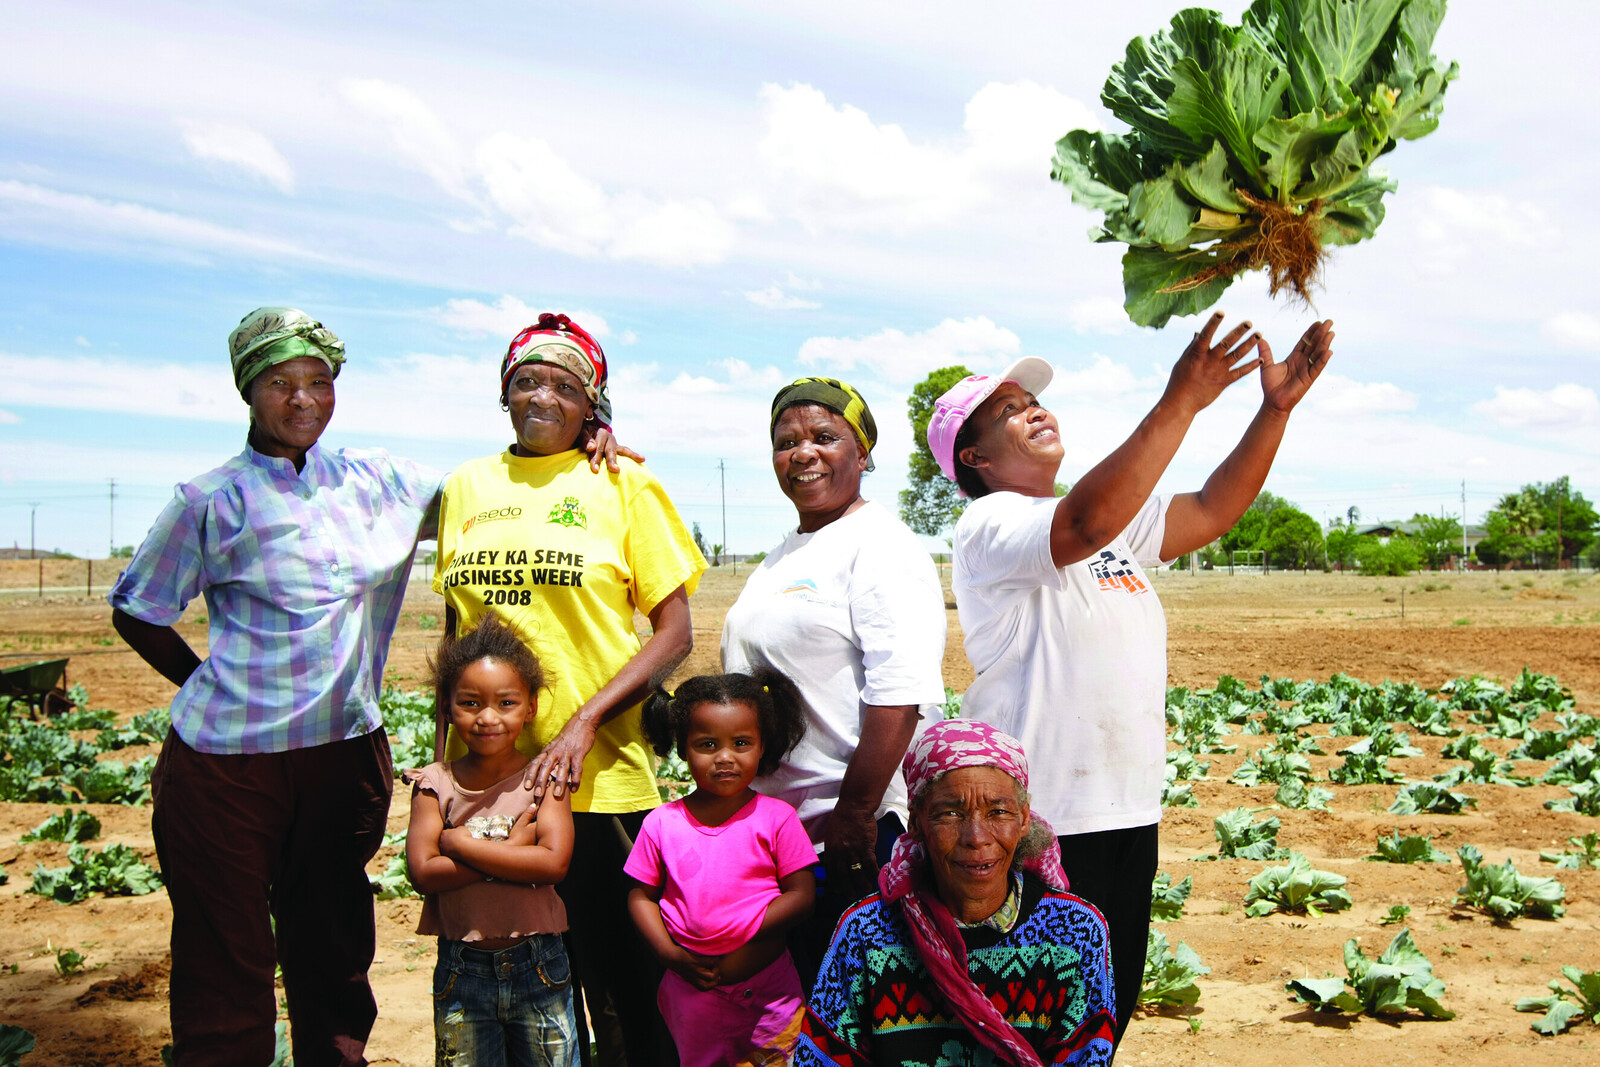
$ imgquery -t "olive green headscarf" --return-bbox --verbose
[769,376,878,472]
[229,307,346,399]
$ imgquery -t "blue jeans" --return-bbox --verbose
[433,936,579,1067]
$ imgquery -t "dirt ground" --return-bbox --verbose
[1,562,1598,1065]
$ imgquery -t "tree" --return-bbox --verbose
[1260,507,1324,570]
[691,522,708,559]
[1410,513,1464,570]
[1527,477,1597,567]
[1325,521,1361,572]
[899,365,974,534]
[1355,531,1420,576]
[711,543,723,567]
[1219,490,1295,558]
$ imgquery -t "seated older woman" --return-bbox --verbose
[797,720,1116,1066]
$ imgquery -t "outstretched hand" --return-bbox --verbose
[585,426,646,473]
[1162,311,1263,418]
[1259,319,1334,415]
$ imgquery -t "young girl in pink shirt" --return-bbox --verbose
[407,611,577,1066]
[626,670,815,1067]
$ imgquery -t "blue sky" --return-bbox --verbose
[2,0,1597,558]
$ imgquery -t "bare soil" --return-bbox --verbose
[1,563,1598,1065]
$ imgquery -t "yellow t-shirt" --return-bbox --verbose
[434,450,706,813]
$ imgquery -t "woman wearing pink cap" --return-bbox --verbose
[925,312,1334,1042]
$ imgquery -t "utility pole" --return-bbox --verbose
[107,478,116,558]
[29,502,38,560]
[717,459,727,568]
[1460,479,1467,570]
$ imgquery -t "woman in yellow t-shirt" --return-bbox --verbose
[434,313,706,1067]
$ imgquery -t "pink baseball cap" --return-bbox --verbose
[926,356,1054,483]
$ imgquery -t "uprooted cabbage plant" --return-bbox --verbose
[1052,0,1457,327]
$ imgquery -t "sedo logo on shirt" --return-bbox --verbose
[461,506,523,535]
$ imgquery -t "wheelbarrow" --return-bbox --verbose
[0,657,72,716]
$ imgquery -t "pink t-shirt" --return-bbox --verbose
[624,793,815,955]
[410,762,568,942]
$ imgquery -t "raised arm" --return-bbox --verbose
[525,584,693,797]
[112,608,202,689]
[1160,320,1334,559]
[1048,312,1262,567]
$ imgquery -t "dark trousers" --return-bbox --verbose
[788,812,904,996]
[557,811,676,1067]
[1056,823,1159,1047]
[151,728,393,1067]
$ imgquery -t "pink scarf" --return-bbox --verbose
[878,720,1070,1067]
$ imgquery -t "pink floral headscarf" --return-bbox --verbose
[878,719,1070,1067]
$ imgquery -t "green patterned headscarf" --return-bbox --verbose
[229,307,346,398]
[770,376,878,471]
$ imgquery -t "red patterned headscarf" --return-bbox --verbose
[499,313,612,427]
[879,719,1070,1067]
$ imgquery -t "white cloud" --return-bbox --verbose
[1306,374,1417,417]
[1471,383,1600,429]
[477,134,737,266]
[74,336,90,347]
[714,358,787,388]
[962,81,1098,176]
[1066,296,1129,335]
[1541,311,1600,352]
[1416,186,1558,249]
[177,119,295,194]
[0,351,240,421]
[0,180,328,265]
[432,296,612,339]
[784,271,821,291]
[758,79,1095,232]
[744,285,821,310]
[1048,354,1160,401]
[0,409,20,424]
[340,78,477,203]
[798,316,1021,383]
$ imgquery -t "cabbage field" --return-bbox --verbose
[0,564,1595,1066]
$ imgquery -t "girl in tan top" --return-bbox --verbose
[407,611,577,1066]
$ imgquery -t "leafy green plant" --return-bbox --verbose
[1378,904,1411,925]
[1244,851,1352,917]
[0,1025,35,1066]
[1388,781,1475,815]
[1543,773,1600,816]
[1165,748,1210,780]
[96,706,171,750]
[1337,728,1421,759]
[20,808,101,844]
[51,944,85,977]
[1329,751,1403,785]
[1539,742,1597,786]
[1051,0,1458,326]
[1151,871,1193,922]
[1433,740,1530,788]
[1367,831,1449,864]
[1454,845,1565,921]
[1274,776,1332,810]
[29,843,163,904]
[1515,966,1600,1036]
[1139,928,1209,1008]
[1230,749,1312,786]
[54,707,117,731]
[380,687,437,776]
[368,854,417,901]
[1287,929,1454,1019]
[69,757,155,804]
[1540,832,1600,871]
[1213,807,1288,860]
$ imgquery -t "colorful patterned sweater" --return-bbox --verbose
[795,876,1116,1066]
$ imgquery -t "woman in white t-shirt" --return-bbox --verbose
[926,313,1334,1043]
[722,376,947,991]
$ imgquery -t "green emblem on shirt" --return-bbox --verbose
[546,496,588,529]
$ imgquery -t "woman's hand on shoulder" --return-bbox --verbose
[584,425,646,474]
[524,714,599,799]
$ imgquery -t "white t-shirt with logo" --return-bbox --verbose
[721,501,948,842]
[953,492,1171,836]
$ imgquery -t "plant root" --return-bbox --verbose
[1159,190,1329,305]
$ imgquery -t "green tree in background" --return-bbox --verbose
[1260,507,1324,570]
[1356,531,1421,576]
[899,365,974,534]
[1219,490,1296,560]
[1325,520,1361,572]
[1410,513,1464,570]
[1477,478,1596,569]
